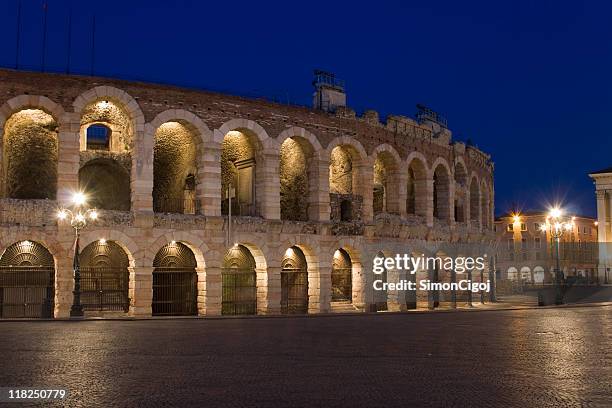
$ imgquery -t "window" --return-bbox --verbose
[534,237,541,249]
[534,222,541,231]
[507,239,514,250]
[86,124,111,150]
[521,238,528,250]
[520,223,527,231]
[506,224,513,232]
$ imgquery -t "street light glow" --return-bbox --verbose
[549,207,562,218]
[89,210,98,220]
[72,192,87,206]
[57,210,67,220]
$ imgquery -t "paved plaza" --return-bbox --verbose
[0,306,610,407]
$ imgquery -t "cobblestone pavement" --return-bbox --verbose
[0,306,610,408]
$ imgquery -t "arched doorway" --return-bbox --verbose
[331,249,352,302]
[152,242,198,316]
[281,246,308,314]
[222,245,257,315]
[79,159,131,211]
[373,252,388,311]
[79,240,129,312]
[0,241,55,318]
[221,131,259,217]
[533,266,545,284]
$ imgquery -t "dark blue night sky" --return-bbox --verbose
[1,0,610,217]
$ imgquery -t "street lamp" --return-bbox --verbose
[540,207,574,305]
[57,192,99,317]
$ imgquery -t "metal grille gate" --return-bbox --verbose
[222,245,257,315]
[79,241,130,312]
[152,267,197,316]
[80,267,129,312]
[152,242,198,316]
[281,246,308,314]
[332,249,352,302]
[0,241,55,318]
[0,266,54,318]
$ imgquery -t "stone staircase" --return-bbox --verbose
[330,301,360,313]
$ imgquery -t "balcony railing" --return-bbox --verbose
[154,197,201,215]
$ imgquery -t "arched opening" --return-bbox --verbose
[433,164,451,221]
[280,137,312,221]
[3,109,58,199]
[152,242,198,316]
[469,178,480,225]
[454,163,467,223]
[373,252,388,311]
[373,152,400,216]
[86,124,111,151]
[329,145,363,222]
[222,244,257,315]
[533,266,545,284]
[0,240,55,318]
[406,158,428,216]
[79,158,131,211]
[153,121,199,214]
[221,130,259,217]
[520,266,531,283]
[281,246,308,314]
[331,248,352,302]
[79,100,132,153]
[79,240,129,313]
[507,267,518,281]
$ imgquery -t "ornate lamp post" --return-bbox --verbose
[540,207,574,305]
[57,192,98,317]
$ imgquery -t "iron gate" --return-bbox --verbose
[0,266,54,318]
[152,267,197,316]
[222,268,257,315]
[332,249,352,302]
[80,267,129,312]
[281,269,308,314]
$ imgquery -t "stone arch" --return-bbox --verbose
[468,174,480,225]
[453,159,468,223]
[431,158,452,222]
[371,144,402,216]
[520,266,531,282]
[406,152,429,217]
[147,232,208,269]
[279,133,315,221]
[78,157,130,211]
[533,266,545,284]
[327,137,369,222]
[78,230,139,268]
[0,95,65,199]
[219,119,276,218]
[507,266,518,280]
[73,86,145,211]
[280,245,309,314]
[330,239,363,307]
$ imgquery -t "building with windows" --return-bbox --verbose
[589,167,612,284]
[0,68,495,318]
[494,211,598,284]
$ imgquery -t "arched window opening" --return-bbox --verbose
[86,124,111,151]
[406,159,427,217]
[222,131,257,217]
[280,137,311,221]
[78,158,130,211]
[340,200,352,221]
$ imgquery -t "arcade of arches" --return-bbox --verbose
[0,69,495,318]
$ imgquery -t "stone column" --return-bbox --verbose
[308,156,331,222]
[256,265,280,315]
[56,112,80,204]
[199,144,222,216]
[425,179,434,227]
[258,150,280,220]
[129,266,152,317]
[132,125,153,213]
[386,265,405,312]
[317,260,332,313]
[397,170,408,217]
[203,265,222,316]
[54,254,74,319]
[357,162,374,223]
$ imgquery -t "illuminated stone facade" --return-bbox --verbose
[0,68,495,318]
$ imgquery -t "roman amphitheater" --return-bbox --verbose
[0,68,495,318]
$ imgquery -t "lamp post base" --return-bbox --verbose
[70,303,84,318]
